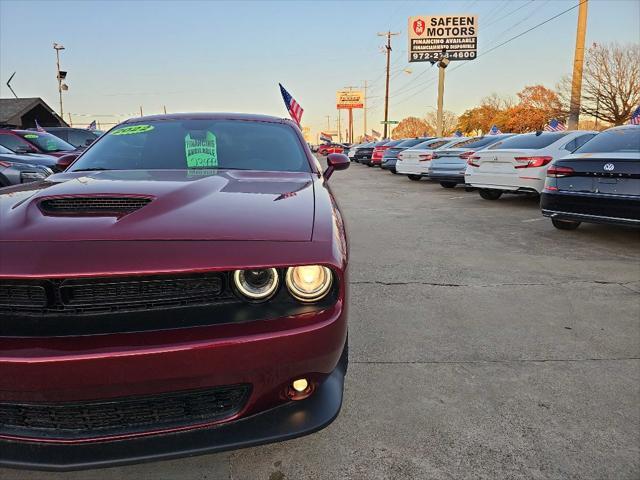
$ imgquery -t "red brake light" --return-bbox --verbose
[0,160,11,168]
[418,153,433,162]
[467,155,481,167]
[514,156,553,169]
[459,151,475,159]
[547,165,575,178]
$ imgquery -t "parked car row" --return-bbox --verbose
[0,127,93,186]
[346,125,640,230]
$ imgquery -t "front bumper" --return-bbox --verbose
[0,358,346,471]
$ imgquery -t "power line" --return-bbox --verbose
[390,0,587,108]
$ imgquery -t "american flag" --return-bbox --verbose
[35,119,46,132]
[87,120,97,131]
[454,130,463,137]
[488,125,502,135]
[544,118,566,132]
[320,132,333,143]
[371,129,381,138]
[630,105,640,125]
[279,83,303,125]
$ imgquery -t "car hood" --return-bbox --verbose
[0,169,316,242]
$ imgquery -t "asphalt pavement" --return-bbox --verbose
[3,161,639,480]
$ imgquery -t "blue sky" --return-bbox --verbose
[1,0,638,139]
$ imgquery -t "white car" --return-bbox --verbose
[396,137,467,181]
[465,130,597,199]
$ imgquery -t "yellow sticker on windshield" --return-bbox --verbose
[185,131,218,168]
[111,125,154,136]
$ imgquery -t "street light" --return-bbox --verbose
[53,43,68,118]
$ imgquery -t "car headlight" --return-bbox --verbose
[286,265,333,302]
[20,171,49,183]
[233,268,279,301]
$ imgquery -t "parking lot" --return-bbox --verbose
[3,161,639,480]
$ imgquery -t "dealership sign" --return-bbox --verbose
[336,90,364,109]
[408,14,478,62]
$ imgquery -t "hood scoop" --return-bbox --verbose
[38,195,153,217]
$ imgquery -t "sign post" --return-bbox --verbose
[337,90,364,144]
[408,14,478,136]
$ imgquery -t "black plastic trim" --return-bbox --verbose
[0,358,346,472]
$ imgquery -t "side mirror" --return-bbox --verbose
[324,153,350,181]
[56,153,77,171]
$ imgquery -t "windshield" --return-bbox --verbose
[396,138,430,148]
[574,128,639,153]
[0,144,14,154]
[70,119,311,173]
[488,132,568,150]
[17,132,75,152]
[452,135,511,149]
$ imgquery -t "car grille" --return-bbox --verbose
[0,385,251,440]
[0,273,230,315]
[39,196,153,216]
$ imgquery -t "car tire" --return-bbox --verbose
[440,182,457,188]
[391,169,397,174]
[551,218,581,230]
[408,175,421,181]
[479,189,503,200]
[366,163,373,167]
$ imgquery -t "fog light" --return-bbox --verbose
[292,378,308,392]
[287,377,314,400]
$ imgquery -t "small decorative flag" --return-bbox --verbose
[320,132,333,143]
[278,83,304,125]
[87,120,97,131]
[454,130,463,137]
[371,129,381,138]
[544,118,567,132]
[35,119,46,132]
[629,105,640,125]
[488,125,502,135]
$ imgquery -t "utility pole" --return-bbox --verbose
[435,56,450,137]
[337,112,342,143]
[140,106,143,117]
[53,43,67,118]
[325,115,331,131]
[378,31,400,138]
[363,80,368,139]
[568,0,588,130]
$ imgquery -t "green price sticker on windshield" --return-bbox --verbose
[24,134,39,139]
[185,131,218,168]
[111,125,154,136]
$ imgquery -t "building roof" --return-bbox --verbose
[0,97,67,128]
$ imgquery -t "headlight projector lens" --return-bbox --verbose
[286,265,333,302]
[233,268,279,301]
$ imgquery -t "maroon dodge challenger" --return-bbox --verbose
[0,113,350,471]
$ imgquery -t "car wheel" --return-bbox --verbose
[478,189,503,200]
[440,182,456,188]
[391,169,397,174]
[408,175,421,181]
[551,218,581,230]
[366,163,373,167]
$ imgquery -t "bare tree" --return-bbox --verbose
[559,43,640,125]
[425,111,459,136]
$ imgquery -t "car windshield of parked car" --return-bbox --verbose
[413,139,450,150]
[0,144,15,154]
[453,136,507,149]
[69,120,311,172]
[573,128,640,154]
[488,132,568,150]
[396,138,428,148]
[17,132,76,152]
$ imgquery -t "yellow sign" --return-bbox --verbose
[336,90,364,109]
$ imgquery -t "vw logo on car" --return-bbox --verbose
[603,163,615,171]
